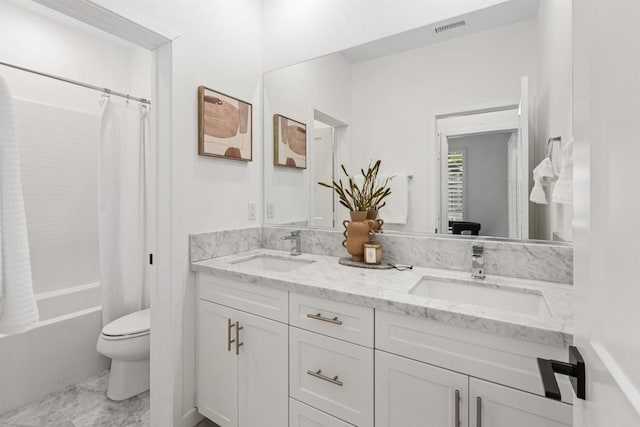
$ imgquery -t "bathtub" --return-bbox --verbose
[0,282,110,415]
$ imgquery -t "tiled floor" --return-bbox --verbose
[0,370,149,427]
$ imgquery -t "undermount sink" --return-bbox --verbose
[228,254,315,273]
[409,276,551,318]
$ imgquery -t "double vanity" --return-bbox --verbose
[191,230,574,427]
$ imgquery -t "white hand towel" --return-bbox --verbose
[529,157,557,205]
[551,138,573,205]
[0,75,39,335]
[380,173,409,224]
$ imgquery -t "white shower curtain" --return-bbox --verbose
[99,99,150,325]
[0,75,39,335]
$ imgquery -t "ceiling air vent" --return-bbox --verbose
[434,19,466,34]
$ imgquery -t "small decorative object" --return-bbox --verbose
[364,243,382,265]
[274,114,306,168]
[320,161,393,261]
[342,212,376,262]
[198,86,252,161]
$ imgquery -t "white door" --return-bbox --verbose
[237,310,288,427]
[376,350,469,427]
[518,75,530,239]
[197,301,238,427]
[470,378,572,427]
[573,0,640,425]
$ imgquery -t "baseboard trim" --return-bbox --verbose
[182,407,204,427]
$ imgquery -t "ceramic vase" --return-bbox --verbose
[342,211,376,262]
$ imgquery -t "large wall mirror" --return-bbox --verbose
[264,0,573,243]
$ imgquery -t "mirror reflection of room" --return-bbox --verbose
[264,0,573,242]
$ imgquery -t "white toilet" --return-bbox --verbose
[96,308,151,401]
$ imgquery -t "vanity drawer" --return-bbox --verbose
[198,272,288,323]
[290,327,374,426]
[290,398,355,427]
[375,310,574,404]
[289,293,374,347]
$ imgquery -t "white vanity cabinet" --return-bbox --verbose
[376,350,572,427]
[375,310,573,427]
[375,350,469,427]
[469,378,572,427]
[197,275,288,427]
[196,270,572,427]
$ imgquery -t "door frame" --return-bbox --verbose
[30,1,181,425]
[435,107,525,238]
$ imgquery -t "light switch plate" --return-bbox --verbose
[248,202,257,220]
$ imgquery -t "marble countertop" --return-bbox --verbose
[191,249,573,346]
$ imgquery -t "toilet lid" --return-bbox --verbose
[102,308,150,337]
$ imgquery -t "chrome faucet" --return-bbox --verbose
[281,230,302,256]
[471,243,486,279]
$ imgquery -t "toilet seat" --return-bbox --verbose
[101,308,150,340]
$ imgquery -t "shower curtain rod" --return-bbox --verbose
[0,60,151,105]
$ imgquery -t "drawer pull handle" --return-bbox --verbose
[307,369,344,387]
[476,396,482,427]
[227,319,235,352]
[306,313,343,325]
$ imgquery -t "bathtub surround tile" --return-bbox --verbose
[190,227,262,262]
[0,370,149,427]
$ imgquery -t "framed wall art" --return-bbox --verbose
[198,86,252,161]
[274,114,307,169]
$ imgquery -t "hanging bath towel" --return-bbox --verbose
[0,75,39,335]
[529,157,557,205]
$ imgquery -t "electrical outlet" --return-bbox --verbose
[267,202,275,219]
[248,202,257,220]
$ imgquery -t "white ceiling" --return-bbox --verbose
[340,0,539,63]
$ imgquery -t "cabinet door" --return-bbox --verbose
[237,310,288,427]
[469,378,572,427]
[376,350,469,427]
[198,301,238,427]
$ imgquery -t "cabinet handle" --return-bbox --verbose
[454,389,460,427]
[227,319,235,352]
[476,396,482,427]
[235,321,243,355]
[306,313,343,325]
[306,369,344,387]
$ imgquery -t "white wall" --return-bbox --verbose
[0,0,150,295]
[85,1,264,424]
[534,0,573,241]
[449,132,511,237]
[261,0,511,71]
[264,53,351,225]
[350,19,537,233]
